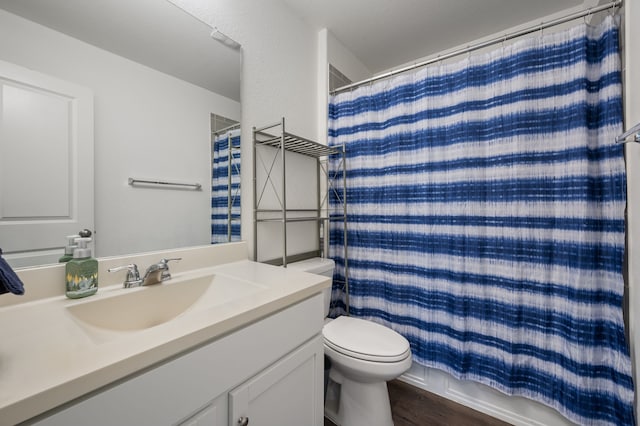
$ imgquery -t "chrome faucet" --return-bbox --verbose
[142,258,181,286]
[107,264,143,288]
[108,258,181,288]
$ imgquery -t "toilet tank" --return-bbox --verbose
[287,257,334,317]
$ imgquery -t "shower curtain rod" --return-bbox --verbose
[331,0,622,95]
[616,121,640,143]
[212,122,241,135]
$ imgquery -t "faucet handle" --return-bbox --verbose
[108,264,143,288]
[159,258,181,280]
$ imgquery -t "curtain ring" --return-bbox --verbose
[585,7,593,24]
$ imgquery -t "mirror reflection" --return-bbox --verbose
[0,0,242,268]
[211,114,241,244]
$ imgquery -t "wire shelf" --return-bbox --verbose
[255,215,345,223]
[254,130,341,158]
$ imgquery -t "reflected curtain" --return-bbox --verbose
[211,130,241,243]
[328,16,633,425]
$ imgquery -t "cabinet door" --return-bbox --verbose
[229,335,324,426]
[178,394,227,426]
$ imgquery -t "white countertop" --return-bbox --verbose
[0,248,329,426]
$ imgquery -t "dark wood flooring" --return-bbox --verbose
[325,380,512,426]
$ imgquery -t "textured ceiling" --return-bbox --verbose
[283,0,588,74]
[0,0,595,98]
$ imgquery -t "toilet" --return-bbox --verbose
[287,258,412,426]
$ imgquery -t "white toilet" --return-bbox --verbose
[288,258,412,426]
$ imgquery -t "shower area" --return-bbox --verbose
[325,2,635,425]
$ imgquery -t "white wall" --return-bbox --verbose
[317,28,371,148]
[0,9,240,258]
[326,30,372,85]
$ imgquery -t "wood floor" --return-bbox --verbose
[324,380,512,426]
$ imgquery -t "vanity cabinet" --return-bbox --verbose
[228,335,321,426]
[28,294,324,426]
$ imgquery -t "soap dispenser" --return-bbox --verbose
[65,237,98,299]
[58,234,79,263]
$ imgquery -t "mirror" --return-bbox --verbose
[0,0,242,268]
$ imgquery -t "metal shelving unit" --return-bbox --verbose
[253,117,349,312]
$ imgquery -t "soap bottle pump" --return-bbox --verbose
[65,237,98,299]
[59,234,80,263]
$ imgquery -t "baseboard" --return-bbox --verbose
[399,363,573,426]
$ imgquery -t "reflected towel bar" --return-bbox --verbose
[128,178,202,190]
[616,122,640,144]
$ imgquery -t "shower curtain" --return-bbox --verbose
[211,130,241,243]
[328,16,633,425]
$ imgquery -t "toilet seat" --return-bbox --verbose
[323,316,411,363]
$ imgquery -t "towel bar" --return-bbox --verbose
[128,178,202,190]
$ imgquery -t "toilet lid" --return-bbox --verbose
[323,316,411,363]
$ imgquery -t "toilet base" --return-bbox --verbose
[329,375,394,426]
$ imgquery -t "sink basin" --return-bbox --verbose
[66,274,264,333]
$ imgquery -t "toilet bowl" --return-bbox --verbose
[287,258,412,426]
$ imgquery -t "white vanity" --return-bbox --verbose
[0,242,329,426]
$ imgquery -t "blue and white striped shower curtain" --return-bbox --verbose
[328,16,633,425]
[211,130,241,243]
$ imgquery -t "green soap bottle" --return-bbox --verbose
[65,237,98,299]
[59,234,79,263]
